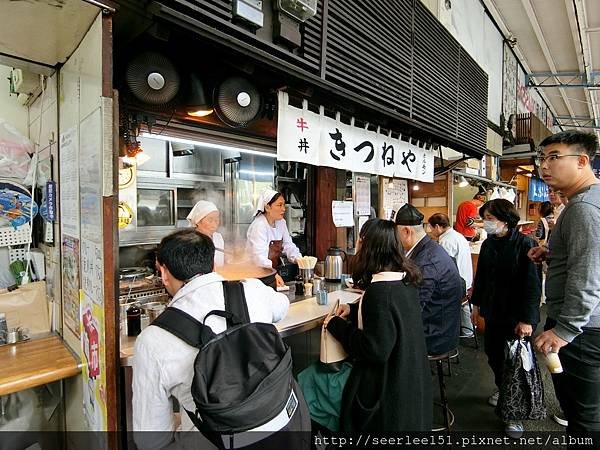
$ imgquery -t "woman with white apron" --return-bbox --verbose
[187,200,225,267]
[246,189,302,287]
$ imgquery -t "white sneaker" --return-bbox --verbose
[552,414,568,427]
[488,390,499,407]
[505,420,524,438]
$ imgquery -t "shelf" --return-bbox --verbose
[277,177,306,183]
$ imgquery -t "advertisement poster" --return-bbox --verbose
[79,108,103,242]
[59,126,80,237]
[80,291,107,431]
[61,236,81,339]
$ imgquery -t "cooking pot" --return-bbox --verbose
[215,265,277,289]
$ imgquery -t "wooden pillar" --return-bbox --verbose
[314,166,337,260]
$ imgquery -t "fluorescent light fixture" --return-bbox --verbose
[141,132,277,158]
[240,169,274,177]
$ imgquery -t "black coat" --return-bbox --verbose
[327,279,432,432]
[410,236,463,355]
[470,228,541,327]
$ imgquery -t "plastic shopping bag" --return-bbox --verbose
[0,119,33,182]
[496,338,546,421]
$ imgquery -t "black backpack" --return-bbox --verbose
[152,281,310,449]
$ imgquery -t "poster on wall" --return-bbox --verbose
[80,290,107,432]
[502,44,518,123]
[382,179,409,220]
[59,126,80,237]
[0,181,38,231]
[354,175,371,216]
[61,236,81,339]
[81,238,103,306]
[277,92,435,182]
[80,108,103,242]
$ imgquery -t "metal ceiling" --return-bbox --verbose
[483,0,600,138]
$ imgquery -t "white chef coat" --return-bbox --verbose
[438,227,473,290]
[245,214,301,269]
[211,231,225,267]
[132,272,289,449]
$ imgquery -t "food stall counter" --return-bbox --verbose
[0,334,82,396]
[120,288,362,366]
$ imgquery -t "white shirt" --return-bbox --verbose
[212,231,225,267]
[245,214,302,269]
[438,227,473,290]
[132,272,289,448]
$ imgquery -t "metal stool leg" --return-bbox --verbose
[437,360,452,432]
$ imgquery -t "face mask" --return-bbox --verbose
[483,220,504,235]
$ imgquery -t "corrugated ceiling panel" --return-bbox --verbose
[411,1,459,136]
[325,0,413,114]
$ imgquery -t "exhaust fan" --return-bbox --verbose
[126,51,180,105]
[214,77,262,127]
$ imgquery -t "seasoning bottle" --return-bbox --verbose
[127,304,142,337]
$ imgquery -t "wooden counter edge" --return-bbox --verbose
[0,335,83,396]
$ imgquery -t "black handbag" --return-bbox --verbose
[496,338,546,421]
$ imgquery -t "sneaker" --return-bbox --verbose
[552,414,568,427]
[505,420,524,438]
[488,390,499,407]
[460,331,475,338]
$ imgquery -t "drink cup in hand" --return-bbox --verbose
[543,352,563,374]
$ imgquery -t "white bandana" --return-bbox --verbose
[255,188,280,215]
[187,200,218,226]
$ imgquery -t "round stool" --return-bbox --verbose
[428,351,456,432]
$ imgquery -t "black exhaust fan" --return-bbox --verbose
[126,51,180,105]
[214,77,262,127]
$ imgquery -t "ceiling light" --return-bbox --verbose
[413,183,419,191]
[388,178,394,189]
[185,74,213,117]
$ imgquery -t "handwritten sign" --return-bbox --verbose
[332,201,354,227]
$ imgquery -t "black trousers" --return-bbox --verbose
[546,320,600,434]
[483,322,518,389]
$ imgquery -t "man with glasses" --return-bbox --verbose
[529,130,600,436]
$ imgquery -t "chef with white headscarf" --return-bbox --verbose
[187,200,225,267]
[246,188,302,287]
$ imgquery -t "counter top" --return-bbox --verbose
[0,335,82,396]
[120,289,362,366]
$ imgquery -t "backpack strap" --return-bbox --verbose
[204,281,251,328]
[151,307,215,348]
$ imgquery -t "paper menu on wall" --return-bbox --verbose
[332,201,354,227]
[382,178,409,220]
[354,175,371,216]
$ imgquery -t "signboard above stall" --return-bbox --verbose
[277,92,435,182]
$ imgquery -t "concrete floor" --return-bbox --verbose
[438,305,564,433]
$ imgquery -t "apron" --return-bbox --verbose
[268,239,283,269]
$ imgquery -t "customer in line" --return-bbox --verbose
[133,229,290,449]
[395,204,463,355]
[470,199,541,436]
[534,201,554,246]
[325,218,432,432]
[428,213,474,338]
[187,200,225,267]
[531,130,600,435]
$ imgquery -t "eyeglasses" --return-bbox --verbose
[534,154,583,165]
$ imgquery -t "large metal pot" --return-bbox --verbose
[215,265,277,289]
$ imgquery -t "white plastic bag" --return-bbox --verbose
[0,119,33,181]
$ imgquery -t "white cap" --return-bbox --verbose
[255,188,280,215]
[187,200,219,226]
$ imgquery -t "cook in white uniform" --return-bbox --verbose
[246,189,302,287]
[187,200,225,267]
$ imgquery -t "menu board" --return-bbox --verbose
[332,201,354,227]
[382,178,409,220]
[354,175,371,216]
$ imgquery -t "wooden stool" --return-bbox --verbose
[429,351,456,432]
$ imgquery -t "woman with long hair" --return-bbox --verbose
[324,218,432,431]
[470,199,541,435]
